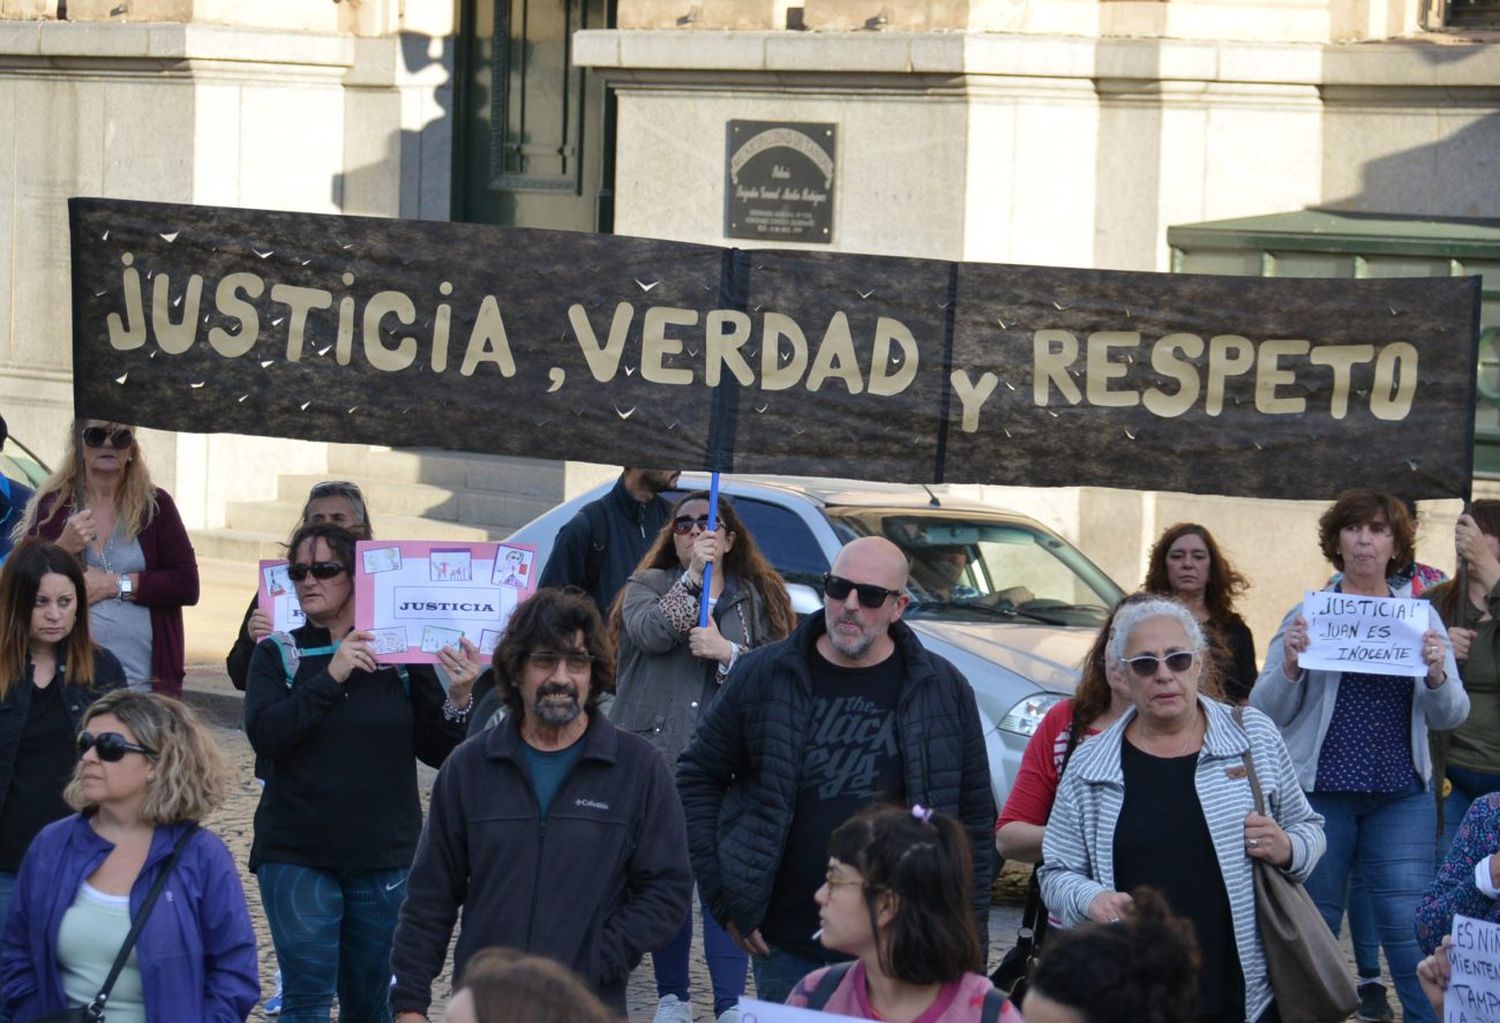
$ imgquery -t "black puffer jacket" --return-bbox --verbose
[676,609,997,948]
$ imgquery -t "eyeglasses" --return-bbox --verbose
[822,573,903,609]
[310,480,364,500]
[81,426,133,450]
[288,561,345,582]
[527,651,594,674]
[824,868,870,892]
[672,515,712,535]
[1124,651,1196,678]
[76,730,156,762]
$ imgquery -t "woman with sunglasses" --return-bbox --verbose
[245,522,477,1023]
[0,541,125,951]
[785,804,1020,1022]
[1250,489,1466,1023]
[1041,598,1324,1023]
[224,480,375,692]
[609,491,794,1023]
[0,689,258,1022]
[17,420,198,697]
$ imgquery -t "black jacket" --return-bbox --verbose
[224,594,259,691]
[243,624,466,871]
[0,644,126,821]
[390,712,691,1017]
[676,610,997,948]
[536,477,672,614]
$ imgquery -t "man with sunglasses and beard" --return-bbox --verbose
[390,587,692,1022]
[676,536,996,1004]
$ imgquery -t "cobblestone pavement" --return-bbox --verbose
[192,695,1024,1022]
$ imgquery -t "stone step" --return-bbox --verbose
[189,528,290,564]
[225,498,516,543]
[326,445,567,497]
[275,474,556,528]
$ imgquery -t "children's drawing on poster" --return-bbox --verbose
[355,541,539,664]
[258,560,305,632]
[490,545,535,589]
[430,548,472,582]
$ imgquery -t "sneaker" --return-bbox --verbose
[653,994,693,1023]
[716,1009,741,1023]
[264,969,284,1016]
[1355,980,1393,1022]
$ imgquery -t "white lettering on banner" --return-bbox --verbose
[1446,914,1500,1023]
[1298,589,1428,678]
[392,586,503,620]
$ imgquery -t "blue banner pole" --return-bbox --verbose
[699,472,721,627]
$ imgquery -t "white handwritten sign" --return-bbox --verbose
[257,560,305,633]
[738,997,866,1023]
[1299,589,1427,678]
[1447,913,1500,1023]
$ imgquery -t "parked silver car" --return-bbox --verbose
[504,474,1124,811]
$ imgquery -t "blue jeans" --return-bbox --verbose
[257,862,407,1023]
[751,945,837,1006]
[1305,784,1437,1023]
[1346,868,1382,979]
[654,892,749,1015]
[1441,764,1500,867]
[0,870,13,1023]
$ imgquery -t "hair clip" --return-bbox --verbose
[911,804,934,824]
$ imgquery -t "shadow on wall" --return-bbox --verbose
[1321,40,1500,218]
[332,31,456,221]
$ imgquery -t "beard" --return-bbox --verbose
[532,683,584,726]
[826,609,879,661]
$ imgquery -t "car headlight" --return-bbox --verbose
[999,693,1064,737]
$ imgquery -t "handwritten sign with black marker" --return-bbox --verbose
[1299,589,1427,677]
[1447,913,1500,1023]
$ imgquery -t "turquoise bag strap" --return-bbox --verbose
[271,633,408,700]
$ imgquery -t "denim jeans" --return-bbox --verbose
[750,945,837,1006]
[257,861,408,1023]
[1441,764,1500,867]
[1346,868,1382,979]
[0,870,13,1023]
[654,891,749,1016]
[1305,783,1437,1023]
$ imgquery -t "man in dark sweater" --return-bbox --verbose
[677,536,997,1004]
[391,588,692,1020]
[537,467,678,614]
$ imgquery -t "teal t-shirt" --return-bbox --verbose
[522,739,585,819]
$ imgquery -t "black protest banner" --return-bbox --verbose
[69,198,1479,501]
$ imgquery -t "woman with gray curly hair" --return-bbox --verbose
[1040,598,1324,1023]
[0,689,258,1021]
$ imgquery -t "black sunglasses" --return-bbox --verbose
[822,573,903,609]
[77,730,156,762]
[81,426,133,450]
[672,514,713,535]
[288,561,345,582]
[1124,652,1196,678]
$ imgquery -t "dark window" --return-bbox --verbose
[731,499,830,583]
[1443,0,1500,24]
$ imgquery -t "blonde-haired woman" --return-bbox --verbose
[0,690,259,1022]
[19,421,199,697]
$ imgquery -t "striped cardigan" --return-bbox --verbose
[1038,699,1326,1023]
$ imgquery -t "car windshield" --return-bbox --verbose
[823,508,1122,628]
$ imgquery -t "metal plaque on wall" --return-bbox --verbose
[725,121,837,244]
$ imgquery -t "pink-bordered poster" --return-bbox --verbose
[257,560,305,633]
[354,540,538,664]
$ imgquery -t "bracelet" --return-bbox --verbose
[441,693,474,722]
[682,575,703,596]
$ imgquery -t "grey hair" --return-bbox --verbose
[1109,597,1206,662]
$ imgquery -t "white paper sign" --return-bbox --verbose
[257,560,305,633]
[1446,913,1500,1022]
[1298,589,1427,678]
[737,997,867,1023]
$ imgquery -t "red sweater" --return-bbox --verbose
[34,488,199,696]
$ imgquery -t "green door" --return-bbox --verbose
[454,0,615,231]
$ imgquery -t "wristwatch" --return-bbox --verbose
[116,574,134,602]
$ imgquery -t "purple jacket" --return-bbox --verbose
[0,815,259,1022]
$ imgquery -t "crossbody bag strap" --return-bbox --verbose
[803,961,855,1010]
[86,825,197,1020]
[1231,706,1267,815]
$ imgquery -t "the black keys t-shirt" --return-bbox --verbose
[759,646,906,959]
[0,681,75,871]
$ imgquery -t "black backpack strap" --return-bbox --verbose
[581,499,609,598]
[803,961,854,1010]
[980,987,1014,1023]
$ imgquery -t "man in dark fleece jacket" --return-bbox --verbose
[391,587,691,1020]
[676,536,997,1004]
